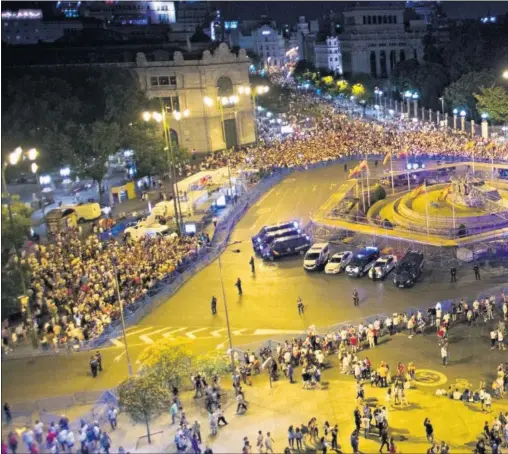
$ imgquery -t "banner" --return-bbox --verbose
[383,152,392,166]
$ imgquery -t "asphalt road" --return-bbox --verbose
[3,162,507,402]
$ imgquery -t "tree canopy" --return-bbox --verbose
[474,86,508,123]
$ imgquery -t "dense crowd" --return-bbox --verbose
[2,229,203,347]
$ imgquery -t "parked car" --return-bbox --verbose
[393,251,424,288]
[261,233,312,261]
[324,251,353,274]
[303,243,330,271]
[368,255,397,280]
[345,247,380,277]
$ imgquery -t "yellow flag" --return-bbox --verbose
[383,152,392,166]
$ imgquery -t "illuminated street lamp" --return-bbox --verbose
[412,93,419,119]
[2,147,40,348]
[404,91,412,116]
[503,70,508,80]
[460,110,466,131]
[452,108,458,130]
[481,112,489,139]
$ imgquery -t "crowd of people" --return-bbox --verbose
[2,229,205,348]
[3,409,121,454]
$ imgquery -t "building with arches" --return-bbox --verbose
[339,4,426,78]
[135,43,256,152]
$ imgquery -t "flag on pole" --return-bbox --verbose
[442,184,452,199]
[348,164,361,178]
[411,183,426,197]
[383,152,392,166]
[465,141,475,150]
[486,141,496,151]
[397,147,409,159]
[358,159,368,171]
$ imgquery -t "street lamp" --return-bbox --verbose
[452,108,458,130]
[481,113,489,139]
[503,70,508,80]
[412,93,419,119]
[404,91,412,116]
[142,107,190,233]
[460,109,466,131]
[438,97,445,114]
[2,147,39,348]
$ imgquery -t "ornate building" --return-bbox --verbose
[134,43,256,152]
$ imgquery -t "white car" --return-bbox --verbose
[303,243,330,271]
[368,255,397,280]
[124,223,171,241]
[324,251,353,274]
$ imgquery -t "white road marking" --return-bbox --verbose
[111,339,124,348]
[312,185,317,192]
[139,335,154,345]
[163,327,188,338]
[329,183,337,189]
[124,327,154,337]
[232,329,247,336]
[253,329,304,336]
[186,327,208,339]
[113,350,126,362]
[216,341,227,349]
[211,328,227,337]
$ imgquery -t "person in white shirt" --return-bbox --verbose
[66,431,75,451]
[34,420,44,444]
[491,330,498,350]
[440,346,448,366]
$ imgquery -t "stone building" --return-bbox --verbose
[339,4,426,78]
[314,37,343,75]
[134,43,256,152]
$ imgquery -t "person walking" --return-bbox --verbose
[350,430,360,454]
[473,264,481,280]
[424,418,434,444]
[288,363,294,384]
[249,257,255,274]
[95,351,103,372]
[211,296,217,315]
[297,297,304,315]
[107,406,118,431]
[331,425,339,451]
[264,433,274,454]
[379,428,390,453]
[353,289,360,307]
[450,267,457,283]
[235,278,243,296]
[440,344,448,366]
[3,403,12,425]
[256,431,264,453]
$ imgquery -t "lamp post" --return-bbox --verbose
[2,147,39,349]
[142,107,190,234]
[30,158,46,219]
[439,97,445,115]
[238,85,269,145]
[503,70,508,80]
[452,108,458,130]
[404,91,412,117]
[481,113,489,139]
[412,93,419,119]
[460,110,466,131]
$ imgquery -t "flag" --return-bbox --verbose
[397,147,409,159]
[358,159,368,170]
[465,141,475,150]
[486,142,496,151]
[348,164,361,178]
[442,185,452,199]
[411,183,426,197]
[383,152,392,166]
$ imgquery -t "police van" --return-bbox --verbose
[261,233,312,261]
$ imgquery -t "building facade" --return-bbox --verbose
[339,5,426,78]
[135,43,256,152]
[251,24,286,69]
[83,1,176,25]
[314,37,343,74]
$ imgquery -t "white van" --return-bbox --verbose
[303,243,330,271]
[124,223,171,241]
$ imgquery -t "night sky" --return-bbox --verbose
[220,1,508,23]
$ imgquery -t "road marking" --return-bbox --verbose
[186,328,208,339]
[253,329,304,336]
[211,328,227,337]
[163,327,188,338]
[312,185,317,192]
[232,329,247,336]
[216,341,227,349]
[111,339,124,348]
[113,350,126,362]
[329,183,337,190]
[414,369,447,387]
[124,327,154,337]
[139,335,154,345]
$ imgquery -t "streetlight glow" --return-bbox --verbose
[142,111,151,122]
[412,93,419,99]
[60,167,71,177]
[221,96,229,106]
[152,112,162,122]
[9,147,23,165]
[453,108,458,115]
[173,111,182,121]
[481,112,489,120]
[230,95,239,104]
[183,108,190,118]
[31,162,38,174]
[503,70,508,79]
[204,96,213,106]
[460,110,466,117]
[27,148,38,161]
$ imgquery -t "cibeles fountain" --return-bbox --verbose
[314,162,508,245]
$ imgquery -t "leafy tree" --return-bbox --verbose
[138,341,192,388]
[194,351,230,377]
[336,79,349,93]
[1,195,32,252]
[321,75,334,86]
[351,83,366,99]
[443,71,496,118]
[474,86,508,123]
[292,60,316,79]
[118,374,171,444]
[422,33,444,65]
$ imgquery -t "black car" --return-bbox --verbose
[253,227,302,253]
[251,220,300,249]
[393,251,424,288]
[261,234,312,261]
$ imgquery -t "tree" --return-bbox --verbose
[138,341,192,388]
[351,83,366,99]
[118,374,171,444]
[336,79,349,94]
[292,60,316,79]
[474,86,508,123]
[1,195,32,252]
[194,351,230,377]
[443,71,496,118]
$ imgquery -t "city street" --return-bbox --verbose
[3,162,506,402]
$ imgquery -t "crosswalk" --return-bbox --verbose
[109,325,303,348]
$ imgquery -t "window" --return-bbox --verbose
[368,16,371,24]
[150,76,159,86]
[161,96,180,112]
[363,16,366,24]
[393,15,397,23]
[170,76,176,85]
[373,16,376,24]
[158,76,169,85]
